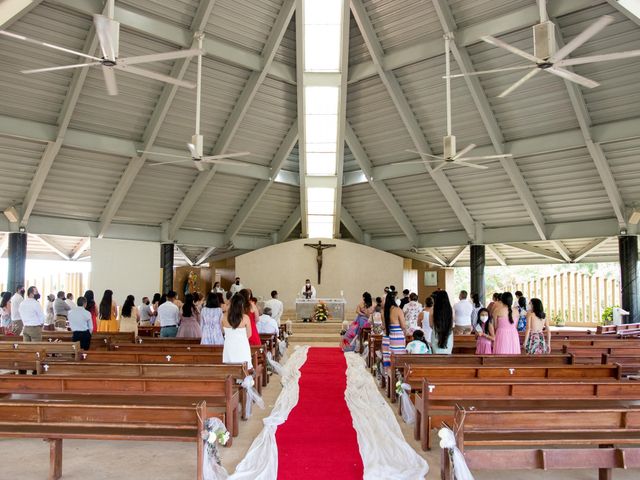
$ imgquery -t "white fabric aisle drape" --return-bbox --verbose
[344,352,429,480]
[227,345,309,480]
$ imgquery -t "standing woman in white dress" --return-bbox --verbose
[222,293,253,369]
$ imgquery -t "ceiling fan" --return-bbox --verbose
[447,0,640,97]
[393,35,512,172]
[137,35,251,172]
[0,0,201,95]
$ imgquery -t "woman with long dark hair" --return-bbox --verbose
[97,289,118,332]
[381,290,407,371]
[119,295,139,335]
[516,295,528,332]
[524,298,550,354]
[493,292,521,354]
[177,293,202,338]
[222,293,252,368]
[341,292,375,352]
[429,290,454,354]
[0,291,12,332]
[201,292,224,345]
[239,288,261,346]
[83,290,98,333]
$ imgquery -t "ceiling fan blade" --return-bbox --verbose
[149,159,194,166]
[200,158,251,166]
[187,143,199,158]
[556,49,640,67]
[22,62,100,74]
[453,143,476,160]
[119,48,204,66]
[102,66,118,95]
[454,161,489,170]
[113,64,196,88]
[0,30,102,61]
[137,150,190,160]
[391,159,443,165]
[93,14,118,60]
[431,162,448,173]
[498,69,540,97]
[482,35,543,63]
[201,151,251,161]
[547,66,599,89]
[445,65,535,78]
[457,154,513,161]
[405,149,442,160]
[549,15,613,63]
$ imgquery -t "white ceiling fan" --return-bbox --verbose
[447,0,640,97]
[137,34,251,172]
[0,0,201,95]
[393,35,512,172]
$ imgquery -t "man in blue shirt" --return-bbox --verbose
[68,296,93,350]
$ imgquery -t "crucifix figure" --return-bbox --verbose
[304,240,336,285]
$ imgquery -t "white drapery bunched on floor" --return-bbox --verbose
[343,352,429,479]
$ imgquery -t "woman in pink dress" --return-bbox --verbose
[493,292,521,355]
[474,308,494,354]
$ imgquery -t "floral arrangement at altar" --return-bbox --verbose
[312,301,330,322]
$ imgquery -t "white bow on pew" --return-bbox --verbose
[438,427,474,480]
[241,375,265,418]
[266,351,284,376]
[201,417,230,480]
[397,382,417,424]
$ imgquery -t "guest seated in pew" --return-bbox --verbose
[222,293,253,368]
[119,295,139,335]
[406,330,431,354]
[493,292,521,355]
[524,298,551,355]
[382,290,407,371]
[430,290,454,354]
[177,294,202,338]
[68,296,92,350]
[257,307,279,335]
[342,292,375,352]
[474,308,494,355]
[201,292,224,345]
[157,291,179,337]
[97,289,118,333]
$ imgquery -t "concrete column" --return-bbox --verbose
[470,244,485,305]
[619,235,639,324]
[160,243,174,294]
[7,232,27,292]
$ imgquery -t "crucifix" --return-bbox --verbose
[304,240,336,285]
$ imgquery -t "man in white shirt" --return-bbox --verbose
[157,291,180,337]
[10,285,25,335]
[229,277,244,296]
[453,290,473,335]
[18,286,44,342]
[264,290,284,326]
[68,296,93,350]
[300,279,316,300]
[139,297,153,326]
[257,307,279,335]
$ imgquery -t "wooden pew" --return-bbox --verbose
[414,377,640,451]
[565,345,640,364]
[39,361,253,420]
[137,325,161,337]
[259,332,279,361]
[111,343,269,387]
[0,395,208,480]
[0,341,80,360]
[42,331,136,350]
[0,375,239,439]
[598,322,640,335]
[387,353,574,401]
[444,403,640,480]
[0,350,43,372]
[134,337,201,345]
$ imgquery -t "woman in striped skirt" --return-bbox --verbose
[381,290,407,372]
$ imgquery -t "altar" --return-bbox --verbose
[295,298,347,322]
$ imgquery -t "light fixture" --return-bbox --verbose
[620,228,628,235]
[630,209,640,225]
[3,206,19,223]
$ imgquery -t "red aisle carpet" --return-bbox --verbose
[276,347,363,479]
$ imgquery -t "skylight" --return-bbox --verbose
[303,0,343,72]
[619,0,640,19]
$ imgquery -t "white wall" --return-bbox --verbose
[90,238,160,308]
[235,238,403,313]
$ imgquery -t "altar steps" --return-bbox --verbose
[288,321,343,345]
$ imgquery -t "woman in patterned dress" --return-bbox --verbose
[382,290,407,372]
[524,298,551,354]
